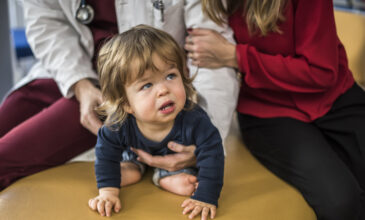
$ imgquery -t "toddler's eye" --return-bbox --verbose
[141,83,152,90]
[166,73,177,80]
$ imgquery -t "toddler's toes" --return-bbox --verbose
[188,175,197,184]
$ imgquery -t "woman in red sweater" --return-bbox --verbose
[185,0,365,219]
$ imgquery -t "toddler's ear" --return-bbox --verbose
[123,103,134,114]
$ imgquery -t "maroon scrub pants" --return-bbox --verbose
[0,79,96,190]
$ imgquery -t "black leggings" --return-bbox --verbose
[238,83,365,220]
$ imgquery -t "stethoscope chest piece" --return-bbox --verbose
[76,2,94,24]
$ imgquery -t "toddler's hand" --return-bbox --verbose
[181,198,216,220]
[88,187,121,217]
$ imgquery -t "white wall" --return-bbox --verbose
[6,0,36,90]
[0,1,16,101]
[8,0,25,28]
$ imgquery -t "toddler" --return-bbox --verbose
[88,25,224,219]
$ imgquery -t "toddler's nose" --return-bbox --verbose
[157,83,169,97]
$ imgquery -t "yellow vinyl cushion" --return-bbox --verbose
[335,10,365,85]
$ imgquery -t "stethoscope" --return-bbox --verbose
[75,0,95,24]
[75,0,165,24]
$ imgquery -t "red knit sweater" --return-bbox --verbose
[230,0,354,122]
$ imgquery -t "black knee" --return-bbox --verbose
[313,182,362,220]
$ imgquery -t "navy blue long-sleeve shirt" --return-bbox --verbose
[95,105,224,206]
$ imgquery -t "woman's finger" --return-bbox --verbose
[189,28,215,36]
[186,35,194,44]
[131,148,153,164]
[184,40,195,52]
[188,52,195,59]
[191,60,200,66]
[167,142,195,153]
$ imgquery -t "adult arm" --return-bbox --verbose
[24,0,102,134]
[186,0,342,94]
[24,0,97,97]
[235,0,341,93]
[131,141,196,172]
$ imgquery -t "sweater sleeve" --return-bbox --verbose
[237,0,340,93]
[190,114,225,207]
[95,126,123,189]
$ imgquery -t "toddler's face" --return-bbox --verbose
[124,54,186,126]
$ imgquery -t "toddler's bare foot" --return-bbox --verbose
[159,173,198,196]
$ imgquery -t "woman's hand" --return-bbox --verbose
[131,142,196,172]
[181,198,217,220]
[88,187,121,217]
[73,79,103,135]
[184,28,238,69]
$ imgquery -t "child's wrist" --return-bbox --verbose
[99,187,120,196]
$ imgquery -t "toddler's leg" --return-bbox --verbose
[119,150,145,187]
[159,173,198,196]
[120,162,142,186]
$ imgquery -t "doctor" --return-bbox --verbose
[0,0,239,190]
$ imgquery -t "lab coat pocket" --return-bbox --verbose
[152,0,185,46]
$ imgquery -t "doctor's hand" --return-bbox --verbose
[131,142,196,172]
[184,28,238,69]
[73,79,103,135]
